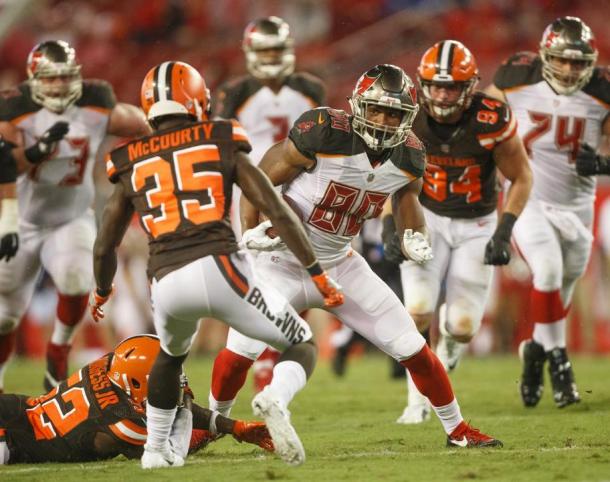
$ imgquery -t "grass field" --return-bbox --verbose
[2,353,610,482]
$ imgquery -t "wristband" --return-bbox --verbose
[305,260,324,277]
[494,212,517,241]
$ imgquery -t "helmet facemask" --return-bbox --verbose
[243,17,295,80]
[539,16,598,95]
[27,41,82,113]
[419,77,478,120]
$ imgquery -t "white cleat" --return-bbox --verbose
[396,403,431,424]
[141,445,185,469]
[252,387,305,466]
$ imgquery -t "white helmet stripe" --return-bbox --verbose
[438,41,456,77]
[154,62,173,102]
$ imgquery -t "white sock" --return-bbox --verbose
[432,398,462,435]
[145,405,177,451]
[533,319,566,351]
[266,360,307,410]
[406,370,428,407]
[50,320,77,346]
[208,392,235,417]
[0,361,9,391]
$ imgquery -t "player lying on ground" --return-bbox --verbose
[0,335,272,464]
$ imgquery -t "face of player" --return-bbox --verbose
[547,55,591,90]
[253,47,285,70]
[364,104,403,128]
[38,74,78,99]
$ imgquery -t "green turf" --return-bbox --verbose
[2,354,610,481]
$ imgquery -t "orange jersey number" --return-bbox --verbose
[131,145,226,238]
[424,164,482,204]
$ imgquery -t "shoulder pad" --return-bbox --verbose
[286,72,326,106]
[391,131,426,177]
[211,76,261,118]
[493,52,543,90]
[288,107,352,160]
[470,93,517,149]
[583,67,610,106]
[0,83,40,121]
[78,79,116,109]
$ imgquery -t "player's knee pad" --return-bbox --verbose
[388,329,426,360]
[226,331,268,361]
[404,282,436,316]
[445,303,481,342]
[0,316,19,335]
[410,313,433,333]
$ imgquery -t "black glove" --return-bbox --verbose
[575,143,610,176]
[484,212,517,266]
[0,232,18,262]
[25,121,69,164]
[382,215,406,265]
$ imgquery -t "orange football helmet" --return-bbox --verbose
[140,61,210,127]
[417,40,479,120]
[109,334,160,408]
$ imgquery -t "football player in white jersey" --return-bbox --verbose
[209,64,502,448]
[211,16,326,392]
[383,41,532,424]
[0,40,150,393]
[486,17,610,408]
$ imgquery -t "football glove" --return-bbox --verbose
[25,121,69,164]
[241,220,285,251]
[0,233,18,262]
[311,271,345,307]
[483,213,516,266]
[233,420,274,452]
[89,285,113,322]
[381,215,406,265]
[402,229,433,264]
[575,143,610,176]
[0,198,19,262]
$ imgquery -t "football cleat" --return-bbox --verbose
[447,421,503,448]
[518,339,546,407]
[44,342,71,392]
[252,386,305,466]
[141,444,185,469]
[547,347,581,408]
[233,420,274,452]
[396,402,431,425]
[188,429,224,455]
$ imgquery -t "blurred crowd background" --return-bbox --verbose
[1,0,609,366]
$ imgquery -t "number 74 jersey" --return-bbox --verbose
[493,52,610,212]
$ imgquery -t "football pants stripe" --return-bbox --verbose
[214,255,249,298]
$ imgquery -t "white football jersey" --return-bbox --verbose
[284,107,426,264]
[1,81,115,227]
[494,53,610,219]
[212,72,325,163]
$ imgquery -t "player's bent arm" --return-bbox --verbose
[236,149,317,268]
[93,431,143,460]
[106,102,151,138]
[493,134,532,218]
[392,178,427,238]
[0,121,30,174]
[93,182,134,293]
[239,138,313,231]
[483,84,507,102]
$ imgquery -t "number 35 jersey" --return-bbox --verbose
[107,120,250,280]
[414,92,516,219]
[0,81,115,227]
[285,107,426,265]
[493,52,610,215]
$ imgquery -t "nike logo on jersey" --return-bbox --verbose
[448,436,469,447]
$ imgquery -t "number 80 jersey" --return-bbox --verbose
[493,52,610,215]
[106,119,251,280]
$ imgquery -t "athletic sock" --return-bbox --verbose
[266,360,307,410]
[145,405,177,451]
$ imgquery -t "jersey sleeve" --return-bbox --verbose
[492,51,542,90]
[392,131,426,178]
[288,108,347,160]
[475,97,517,150]
[107,417,147,447]
[79,80,117,110]
[583,66,610,107]
[230,119,252,153]
[289,73,327,107]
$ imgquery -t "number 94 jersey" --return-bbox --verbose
[493,52,610,214]
[416,92,516,219]
[285,107,426,265]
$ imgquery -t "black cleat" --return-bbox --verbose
[547,347,580,408]
[518,339,546,407]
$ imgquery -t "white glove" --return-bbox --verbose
[168,407,193,460]
[240,220,285,251]
[402,229,433,264]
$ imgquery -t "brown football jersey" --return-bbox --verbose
[106,119,251,280]
[414,92,517,218]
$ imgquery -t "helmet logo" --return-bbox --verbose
[356,74,377,96]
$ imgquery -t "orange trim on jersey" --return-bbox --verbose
[10,112,35,126]
[316,153,346,159]
[109,419,147,445]
[230,119,250,142]
[399,169,417,180]
[106,158,117,178]
[83,106,112,116]
[588,95,610,110]
[477,115,517,149]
